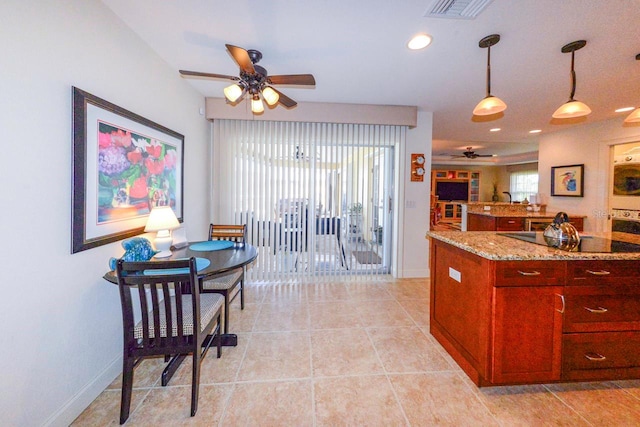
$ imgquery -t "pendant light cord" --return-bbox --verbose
[569,50,576,101]
[486,45,492,97]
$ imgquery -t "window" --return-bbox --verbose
[510,170,538,203]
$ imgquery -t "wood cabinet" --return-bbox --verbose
[430,238,640,386]
[562,259,640,381]
[437,202,463,223]
[431,170,480,224]
[467,213,584,232]
[491,285,563,383]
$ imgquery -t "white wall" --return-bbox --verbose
[0,1,210,425]
[538,118,640,232]
[400,111,433,277]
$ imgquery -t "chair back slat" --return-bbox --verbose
[116,258,202,349]
[209,224,246,245]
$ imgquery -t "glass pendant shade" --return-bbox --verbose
[262,86,280,106]
[473,95,507,116]
[223,84,244,102]
[251,96,264,113]
[624,107,640,123]
[552,100,591,119]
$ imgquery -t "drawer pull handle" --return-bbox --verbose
[556,294,565,314]
[586,270,611,276]
[584,352,607,362]
[584,306,608,314]
[518,270,541,276]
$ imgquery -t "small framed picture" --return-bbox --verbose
[551,164,584,197]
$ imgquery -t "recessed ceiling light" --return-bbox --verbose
[407,33,432,50]
[490,128,501,132]
[529,129,542,134]
[615,107,635,113]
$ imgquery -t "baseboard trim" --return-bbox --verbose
[43,353,121,427]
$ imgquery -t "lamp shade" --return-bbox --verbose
[144,206,180,232]
[262,86,280,106]
[473,95,507,116]
[223,84,244,103]
[251,96,264,113]
[624,107,640,123]
[552,100,592,119]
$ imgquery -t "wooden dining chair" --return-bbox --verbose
[115,258,224,424]
[201,224,246,334]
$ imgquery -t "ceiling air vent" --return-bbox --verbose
[424,0,494,19]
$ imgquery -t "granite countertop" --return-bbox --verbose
[466,211,587,219]
[427,230,640,261]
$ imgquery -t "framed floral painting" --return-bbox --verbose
[72,87,184,253]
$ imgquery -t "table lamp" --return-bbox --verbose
[144,206,180,258]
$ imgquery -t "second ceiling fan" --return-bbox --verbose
[179,44,316,113]
[451,147,496,159]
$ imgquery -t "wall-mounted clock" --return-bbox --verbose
[411,153,426,182]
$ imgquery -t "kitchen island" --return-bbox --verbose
[428,230,640,386]
[463,202,586,231]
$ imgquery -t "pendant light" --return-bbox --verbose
[473,34,507,116]
[624,53,640,123]
[552,40,591,119]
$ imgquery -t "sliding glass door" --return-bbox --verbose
[214,120,402,281]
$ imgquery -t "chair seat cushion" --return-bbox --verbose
[202,270,242,291]
[134,293,224,339]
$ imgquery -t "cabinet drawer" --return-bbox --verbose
[567,260,640,286]
[564,290,640,332]
[495,261,565,286]
[496,217,524,231]
[562,332,640,380]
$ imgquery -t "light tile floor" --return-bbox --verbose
[73,277,640,426]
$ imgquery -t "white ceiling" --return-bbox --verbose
[101,0,640,164]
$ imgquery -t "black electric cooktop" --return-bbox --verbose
[498,232,640,253]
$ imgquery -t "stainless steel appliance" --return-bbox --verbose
[611,208,640,235]
[499,232,640,253]
[613,153,640,196]
[526,218,553,231]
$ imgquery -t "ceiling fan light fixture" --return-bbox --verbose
[473,95,507,116]
[553,40,590,119]
[473,34,506,116]
[624,107,640,123]
[223,83,244,103]
[552,100,591,119]
[251,95,264,114]
[262,86,279,106]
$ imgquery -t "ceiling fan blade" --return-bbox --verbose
[268,74,316,86]
[271,88,297,108]
[179,70,240,81]
[225,44,255,74]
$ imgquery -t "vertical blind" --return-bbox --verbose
[214,119,405,282]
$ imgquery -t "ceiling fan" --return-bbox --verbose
[450,147,496,159]
[179,44,316,113]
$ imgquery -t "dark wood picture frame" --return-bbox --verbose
[551,164,584,197]
[72,87,184,253]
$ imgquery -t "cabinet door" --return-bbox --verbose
[491,286,563,384]
[467,213,496,231]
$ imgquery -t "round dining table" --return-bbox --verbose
[103,241,258,385]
